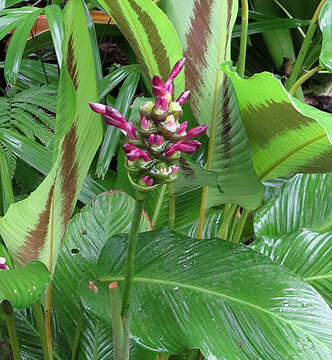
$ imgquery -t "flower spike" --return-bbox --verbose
[89,57,207,190]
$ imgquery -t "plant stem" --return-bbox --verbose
[71,308,83,360]
[1,301,21,360]
[285,0,327,91]
[232,208,249,243]
[158,355,169,360]
[152,184,167,228]
[109,282,124,360]
[272,0,306,38]
[168,183,175,230]
[217,203,237,240]
[238,0,249,77]
[288,65,324,96]
[121,190,146,360]
[45,281,53,360]
[32,302,50,360]
[0,145,15,213]
[197,187,207,239]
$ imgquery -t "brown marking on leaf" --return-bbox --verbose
[67,35,78,90]
[104,0,150,77]
[184,0,214,115]
[221,76,231,160]
[17,184,55,264]
[128,0,170,81]
[179,156,195,177]
[60,124,78,227]
[242,101,317,147]
[295,145,332,174]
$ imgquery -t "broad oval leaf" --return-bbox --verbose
[319,0,332,72]
[0,261,49,309]
[53,191,153,358]
[97,0,184,96]
[252,173,332,306]
[80,228,332,359]
[221,62,332,180]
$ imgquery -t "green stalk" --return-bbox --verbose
[285,0,327,91]
[152,184,166,228]
[232,208,249,243]
[71,308,83,360]
[0,145,15,213]
[158,355,169,360]
[1,301,21,360]
[109,282,124,360]
[289,65,324,96]
[32,302,50,360]
[121,190,146,360]
[238,0,249,77]
[217,203,237,240]
[168,183,175,230]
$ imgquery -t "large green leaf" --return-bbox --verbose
[252,173,332,307]
[0,262,49,309]
[221,62,332,180]
[80,228,332,360]
[319,0,332,72]
[0,0,103,271]
[96,0,184,96]
[162,1,264,211]
[52,191,152,357]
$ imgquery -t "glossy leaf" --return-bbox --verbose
[80,228,332,359]
[319,0,332,72]
[252,173,332,306]
[221,62,332,180]
[52,191,152,355]
[0,0,103,271]
[4,7,43,85]
[0,261,49,309]
[96,0,184,96]
[44,5,64,67]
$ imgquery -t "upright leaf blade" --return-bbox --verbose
[0,0,103,271]
[4,7,43,85]
[96,0,184,96]
[319,0,332,72]
[44,5,64,68]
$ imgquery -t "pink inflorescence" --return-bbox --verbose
[0,257,9,270]
[89,58,208,189]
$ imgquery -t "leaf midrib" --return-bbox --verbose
[99,275,330,345]
[259,133,326,179]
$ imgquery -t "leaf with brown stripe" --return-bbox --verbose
[0,0,103,273]
[161,1,264,212]
[221,62,332,180]
[96,0,184,96]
